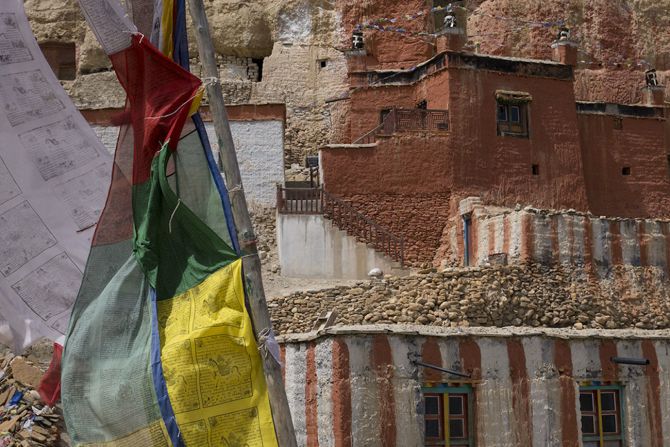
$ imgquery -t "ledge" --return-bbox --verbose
[321,143,378,149]
[576,101,665,119]
[277,324,670,343]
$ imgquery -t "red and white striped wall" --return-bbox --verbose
[447,199,670,277]
[279,326,670,447]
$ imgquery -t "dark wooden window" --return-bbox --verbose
[496,101,529,138]
[39,42,76,80]
[423,385,474,446]
[579,386,624,447]
[380,108,392,124]
[622,167,631,176]
[532,164,540,175]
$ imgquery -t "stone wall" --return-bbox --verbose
[269,263,670,334]
[278,327,670,446]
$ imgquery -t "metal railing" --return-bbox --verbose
[276,185,404,266]
[352,108,449,144]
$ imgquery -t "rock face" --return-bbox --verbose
[25,0,670,163]
[269,263,670,333]
[466,0,670,103]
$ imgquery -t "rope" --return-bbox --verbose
[168,199,181,233]
[145,85,206,120]
[257,327,282,365]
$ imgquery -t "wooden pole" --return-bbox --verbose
[186,1,298,445]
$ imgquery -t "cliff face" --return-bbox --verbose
[24,0,670,164]
[466,0,670,102]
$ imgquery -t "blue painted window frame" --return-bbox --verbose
[579,384,625,447]
[421,384,475,446]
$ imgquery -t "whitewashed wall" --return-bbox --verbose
[91,120,284,207]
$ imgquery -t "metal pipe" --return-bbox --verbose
[610,356,650,366]
[414,360,471,378]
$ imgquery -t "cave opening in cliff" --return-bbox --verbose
[252,58,264,82]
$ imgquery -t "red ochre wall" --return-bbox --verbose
[323,62,596,264]
[445,66,589,211]
[579,113,670,218]
[331,63,590,210]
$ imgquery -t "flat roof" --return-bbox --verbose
[576,101,665,119]
[360,50,574,87]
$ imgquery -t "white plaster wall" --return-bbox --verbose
[389,337,423,446]
[347,337,382,447]
[284,343,308,446]
[315,339,335,447]
[277,213,398,280]
[477,338,515,447]
[654,340,670,445]
[533,214,554,264]
[617,340,651,447]
[522,337,562,447]
[90,122,284,208]
[91,125,120,155]
[206,121,284,208]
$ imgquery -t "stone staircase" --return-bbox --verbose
[276,185,407,276]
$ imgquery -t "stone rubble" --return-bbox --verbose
[250,206,280,275]
[0,354,66,447]
[269,263,670,334]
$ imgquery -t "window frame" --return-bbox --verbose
[579,384,625,447]
[422,384,475,447]
[496,101,529,138]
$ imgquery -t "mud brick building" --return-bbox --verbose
[279,23,669,275]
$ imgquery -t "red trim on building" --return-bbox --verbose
[371,335,397,447]
[550,217,560,264]
[521,214,534,262]
[638,221,649,267]
[554,339,579,447]
[506,338,533,446]
[332,339,352,447]
[599,340,618,381]
[421,338,443,382]
[583,218,596,280]
[662,222,670,277]
[459,338,481,444]
[609,221,623,266]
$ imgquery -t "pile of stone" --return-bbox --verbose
[269,263,670,334]
[250,206,280,274]
[0,354,64,446]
